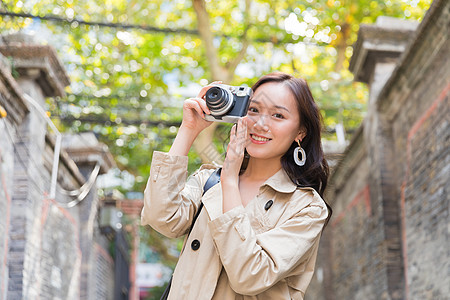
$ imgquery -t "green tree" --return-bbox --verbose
[0,0,431,191]
[1,0,432,280]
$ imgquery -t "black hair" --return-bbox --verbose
[241,72,332,223]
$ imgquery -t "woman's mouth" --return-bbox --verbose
[250,134,272,143]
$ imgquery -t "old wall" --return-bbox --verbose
[307,0,449,299]
[378,1,449,297]
[0,54,27,300]
[0,34,117,300]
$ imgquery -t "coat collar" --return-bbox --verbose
[261,168,298,194]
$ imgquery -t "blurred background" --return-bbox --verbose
[1,0,448,299]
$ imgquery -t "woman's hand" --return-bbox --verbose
[221,117,248,185]
[168,82,219,156]
[180,97,212,133]
[221,117,248,212]
[180,82,222,134]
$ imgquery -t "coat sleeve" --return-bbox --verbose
[208,195,328,296]
[141,151,207,238]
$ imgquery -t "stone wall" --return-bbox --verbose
[379,0,449,296]
[0,53,25,300]
[0,34,119,300]
[307,0,449,299]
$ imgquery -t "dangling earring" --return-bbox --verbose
[244,149,250,159]
[293,140,306,166]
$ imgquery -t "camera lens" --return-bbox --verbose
[206,87,224,104]
[205,86,234,116]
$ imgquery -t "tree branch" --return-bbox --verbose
[226,35,249,76]
[192,0,229,81]
[0,10,327,46]
[0,11,198,35]
[55,115,181,127]
[333,22,350,72]
[224,0,251,78]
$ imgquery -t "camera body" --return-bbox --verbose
[204,84,253,123]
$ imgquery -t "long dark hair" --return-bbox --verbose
[241,72,332,222]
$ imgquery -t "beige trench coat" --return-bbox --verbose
[141,151,328,300]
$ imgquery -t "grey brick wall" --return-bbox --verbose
[400,92,449,299]
[0,36,118,300]
[379,0,449,298]
[39,201,81,299]
[0,54,29,300]
[307,1,450,299]
[89,240,115,300]
[0,122,14,300]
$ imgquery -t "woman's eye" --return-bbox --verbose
[273,113,284,119]
[248,107,258,113]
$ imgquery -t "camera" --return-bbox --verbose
[204,84,253,123]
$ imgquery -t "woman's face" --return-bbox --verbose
[245,82,305,161]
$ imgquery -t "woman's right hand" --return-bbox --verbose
[168,82,221,156]
[180,82,221,134]
[180,97,212,133]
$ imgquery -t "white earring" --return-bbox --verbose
[293,140,306,166]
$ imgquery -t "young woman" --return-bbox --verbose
[141,72,331,299]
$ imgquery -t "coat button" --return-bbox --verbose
[191,239,200,251]
[264,200,273,210]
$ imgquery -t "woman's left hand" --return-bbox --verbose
[221,117,248,185]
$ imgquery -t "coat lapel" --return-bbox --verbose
[201,183,223,221]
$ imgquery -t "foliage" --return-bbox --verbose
[0,0,431,191]
[1,0,432,285]
[139,225,181,267]
[143,283,170,300]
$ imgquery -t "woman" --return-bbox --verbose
[141,72,331,299]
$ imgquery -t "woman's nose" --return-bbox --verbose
[253,115,270,132]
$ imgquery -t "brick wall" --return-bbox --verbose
[39,199,82,299]
[0,35,118,300]
[307,0,450,299]
[398,87,449,299]
[0,53,29,300]
[377,1,449,298]
[0,124,13,300]
[89,243,115,300]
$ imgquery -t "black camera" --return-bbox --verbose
[204,84,253,123]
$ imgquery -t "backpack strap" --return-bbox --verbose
[202,167,222,196]
[187,167,221,236]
